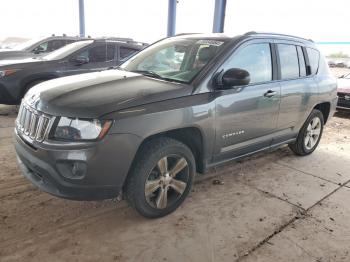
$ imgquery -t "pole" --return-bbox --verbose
[212,0,227,33]
[167,0,177,37]
[79,0,85,37]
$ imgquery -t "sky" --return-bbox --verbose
[0,0,349,55]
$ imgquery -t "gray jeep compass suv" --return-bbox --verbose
[14,32,338,218]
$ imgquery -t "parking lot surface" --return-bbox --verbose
[1,105,350,262]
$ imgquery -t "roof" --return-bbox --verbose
[172,32,314,44]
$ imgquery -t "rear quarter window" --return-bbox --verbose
[306,48,320,75]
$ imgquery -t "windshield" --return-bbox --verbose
[43,40,93,60]
[120,38,227,83]
[11,37,46,51]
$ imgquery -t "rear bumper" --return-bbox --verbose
[337,92,350,109]
[14,130,142,200]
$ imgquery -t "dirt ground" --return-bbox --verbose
[1,70,350,261]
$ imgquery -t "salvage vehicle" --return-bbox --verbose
[0,35,86,60]
[14,32,337,218]
[337,72,350,110]
[0,38,145,104]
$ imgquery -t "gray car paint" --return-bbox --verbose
[0,40,144,104]
[14,33,338,200]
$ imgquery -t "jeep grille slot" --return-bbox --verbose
[16,103,51,142]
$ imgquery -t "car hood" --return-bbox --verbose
[337,78,350,93]
[26,70,192,118]
[0,50,34,61]
[0,57,43,67]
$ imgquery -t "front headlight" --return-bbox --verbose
[0,69,21,78]
[53,117,112,141]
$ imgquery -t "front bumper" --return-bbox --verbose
[14,130,141,200]
[0,82,17,104]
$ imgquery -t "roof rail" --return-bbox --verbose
[99,37,134,42]
[175,33,200,36]
[244,31,314,42]
[94,37,148,46]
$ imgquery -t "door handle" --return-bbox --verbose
[264,90,277,98]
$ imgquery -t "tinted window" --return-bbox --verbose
[47,40,66,52]
[106,44,116,61]
[120,47,138,60]
[225,43,272,84]
[76,45,107,63]
[306,48,320,75]
[297,46,306,77]
[278,44,299,79]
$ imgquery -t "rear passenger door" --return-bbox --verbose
[275,41,318,142]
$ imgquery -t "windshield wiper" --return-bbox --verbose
[131,70,187,84]
[131,70,163,79]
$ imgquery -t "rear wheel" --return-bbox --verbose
[289,109,324,156]
[126,137,195,218]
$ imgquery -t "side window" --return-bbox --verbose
[33,41,48,52]
[297,46,306,77]
[106,44,116,61]
[278,44,299,79]
[76,45,107,63]
[65,40,76,45]
[47,40,67,52]
[119,47,138,60]
[225,43,272,84]
[306,48,320,75]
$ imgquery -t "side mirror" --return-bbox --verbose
[72,56,89,65]
[217,68,250,88]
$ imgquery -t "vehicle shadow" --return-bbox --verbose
[335,110,350,120]
[0,105,18,117]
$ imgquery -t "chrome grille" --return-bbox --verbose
[16,103,51,142]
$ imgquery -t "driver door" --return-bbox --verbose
[213,41,281,162]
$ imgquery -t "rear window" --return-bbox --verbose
[278,44,299,79]
[306,48,320,74]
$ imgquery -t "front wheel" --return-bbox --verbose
[125,137,195,218]
[289,109,324,156]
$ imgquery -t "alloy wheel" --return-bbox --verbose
[304,116,321,150]
[145,155,189,209]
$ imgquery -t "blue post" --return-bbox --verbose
[79,0,85,37]
[212,0,227,33]
[167,0,177,37]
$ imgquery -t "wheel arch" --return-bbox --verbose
[133,126,206,174]
[313,102,330,124]
[21,74,58,97]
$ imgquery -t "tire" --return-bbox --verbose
[289,109,324,156]
[125,137,195,218]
